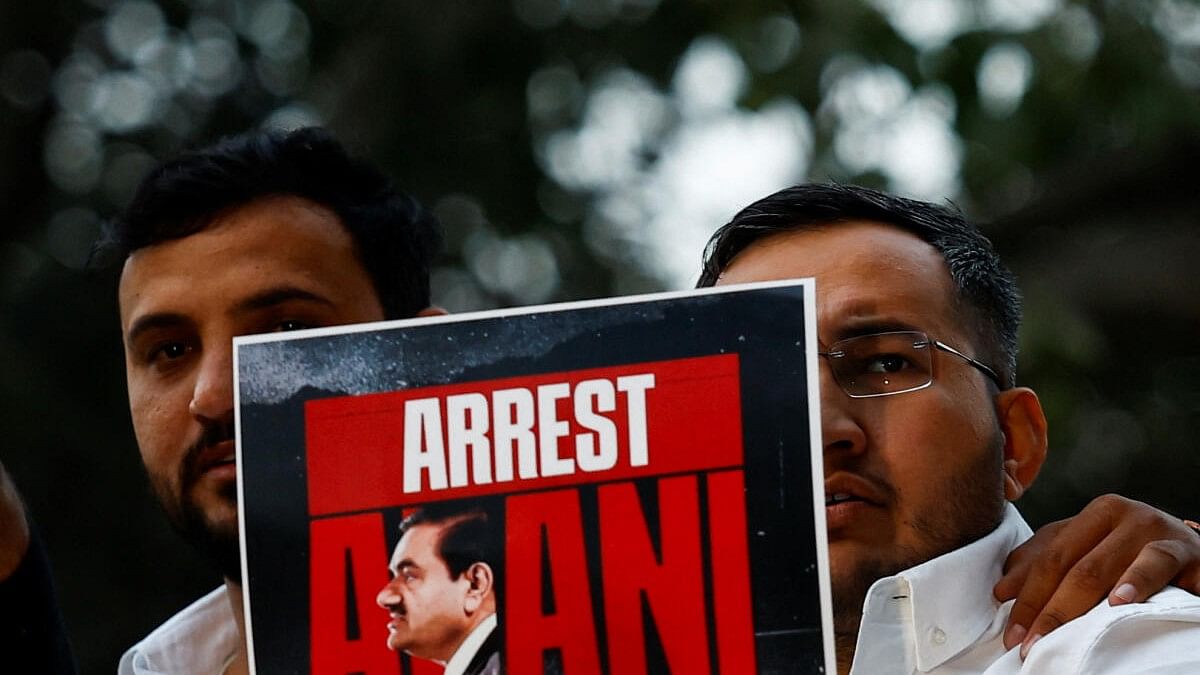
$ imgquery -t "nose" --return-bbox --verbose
[819,360,867,458]
[188,342,234,423]
[377,580,400,610]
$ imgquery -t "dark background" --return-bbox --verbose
[1,1,1198,671]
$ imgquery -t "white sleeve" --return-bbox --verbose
[1019,588,1200,675]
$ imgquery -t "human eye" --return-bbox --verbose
[862,352,917,374]
[262,305,330,333]
[274,319,313,332]
[839,333,930,385]
[144,339,194,367]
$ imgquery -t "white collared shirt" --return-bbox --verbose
[118,587,238,675]
[443,613,498,675]
[849,503,1200,674]
[118,590,497,675]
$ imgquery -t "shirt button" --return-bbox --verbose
[932,628,947,645]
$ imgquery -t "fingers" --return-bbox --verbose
[997,494,1200,661]
[994,520,1062,602]
[1017,532,1153,657]
[995,518,1079,598]
[997,512,1112,650]
[1108,539,1191,605]
[1177,526,1200,594]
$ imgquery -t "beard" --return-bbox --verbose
[831,431,1007,659]
[148,419,243,584]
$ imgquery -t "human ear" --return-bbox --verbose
[994,387,1048,501]
[461,562,494,613]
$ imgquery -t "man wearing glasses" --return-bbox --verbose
[702,183,1200,673]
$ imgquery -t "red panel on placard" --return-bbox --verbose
[309,513,400,675]
[305,354,742,516]
[707,469,758,672]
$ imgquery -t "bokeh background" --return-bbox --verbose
[2,0,1199,671]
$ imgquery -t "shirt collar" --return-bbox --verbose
[858,503,1032,672]
[443,613,498,675]
[119,586,239,675]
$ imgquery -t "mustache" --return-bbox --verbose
[381,594,407,616]
[178,418,236,492]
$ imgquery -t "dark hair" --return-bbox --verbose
[698,183,1021,387]
[399,502,500,580]
[97,126,442,320]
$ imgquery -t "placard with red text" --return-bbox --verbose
[235,280,833,674]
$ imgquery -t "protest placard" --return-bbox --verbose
[235,280,833,674]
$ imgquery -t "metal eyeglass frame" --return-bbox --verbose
[817,330,1003,398]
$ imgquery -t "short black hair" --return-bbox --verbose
[97,126,442,320]
[698,183,1021,387]
[399,502,500,580]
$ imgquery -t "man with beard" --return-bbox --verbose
[376,503,502,675]
[103,127,1199,674]
[111,127,442,675]
[701,183,1200,673]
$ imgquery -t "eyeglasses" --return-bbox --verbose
[818,330,1002,398]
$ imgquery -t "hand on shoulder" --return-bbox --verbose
[995,494,1200,657]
